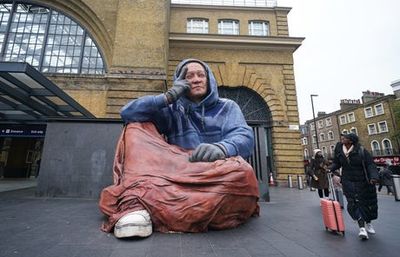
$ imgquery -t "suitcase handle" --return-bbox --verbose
[327,172,336,201]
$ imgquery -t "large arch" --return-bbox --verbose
[211,62,285,124]
[28,0,113,67]
[218,86,272,125]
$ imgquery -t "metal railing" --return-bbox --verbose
[171,0,278,7]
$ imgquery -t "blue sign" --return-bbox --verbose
[0,125,46,137]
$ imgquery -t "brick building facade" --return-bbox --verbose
[302,91,400,167]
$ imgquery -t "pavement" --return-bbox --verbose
[0,183,399,257]
[0,178,37,193]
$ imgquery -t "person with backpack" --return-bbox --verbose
[329,133,379,240]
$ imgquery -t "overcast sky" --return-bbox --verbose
[277,0,400,123]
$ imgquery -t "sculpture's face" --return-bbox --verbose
[185,62,208,103]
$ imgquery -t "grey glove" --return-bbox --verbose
[189,143,227,162]
[165,66,191,104]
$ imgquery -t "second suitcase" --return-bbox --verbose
[335,188,344,209]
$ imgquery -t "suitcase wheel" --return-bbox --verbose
[335,231,345,236]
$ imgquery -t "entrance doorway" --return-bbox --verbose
[218,86,273,199]
[0,125,46,178]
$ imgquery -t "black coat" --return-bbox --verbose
[330,143,378,221]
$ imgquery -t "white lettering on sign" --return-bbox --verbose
[31,130,44,134]
[10,129,23,134]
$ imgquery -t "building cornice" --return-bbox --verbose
[169,33,303,51]
[170,4,291,13]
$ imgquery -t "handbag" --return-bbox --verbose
[359,146,370,183]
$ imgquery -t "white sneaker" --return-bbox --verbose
[365,223,376,234]
[358,227,369,240]
[114,210,152,238]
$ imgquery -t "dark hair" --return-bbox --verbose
[341,133,359,144]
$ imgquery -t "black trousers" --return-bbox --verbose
[317,188,329,198]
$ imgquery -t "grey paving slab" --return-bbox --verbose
[0,186,399,257]
[0,178,37,193]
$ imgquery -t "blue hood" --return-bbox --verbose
[173,59,219,109]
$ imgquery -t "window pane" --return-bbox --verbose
[378,122,387,132]
[372,142,380,150]
[219,20,239,35]
[364,107,373,118]
[248,21,269,36]
[348,113,355,122]
[368,124,376,134]
[187,19,208,34]
[340,116,346,124]
[375,104,384,115]
[1,3,104,74]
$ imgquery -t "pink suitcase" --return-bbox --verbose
[320,173,345,235]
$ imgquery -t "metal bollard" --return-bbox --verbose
[287,175,293,188]
[392,174,400,201]
[297,175,304,190]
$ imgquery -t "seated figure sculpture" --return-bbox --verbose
[99,59,260,238]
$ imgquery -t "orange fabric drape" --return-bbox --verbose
[99,122,259,233]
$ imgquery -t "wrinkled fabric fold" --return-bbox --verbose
[99,122,259,233]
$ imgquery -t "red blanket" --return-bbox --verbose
[99,123,259,233]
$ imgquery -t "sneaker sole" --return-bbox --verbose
[359,234,369,240]
[114,224,152,238]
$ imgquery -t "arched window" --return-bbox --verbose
[320,133,325,142]
[330,145,335,155]
[0,2,105,74]
[328,131,334,140]
[322,146,328,156]
[382,139,393,155]
[312,135,317,144]
[350,127,358,135]
[371,140,380,156]
[342,129,348,135]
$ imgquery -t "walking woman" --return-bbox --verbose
[330,133,378,240]
[309,149,330,198]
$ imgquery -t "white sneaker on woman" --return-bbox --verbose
[365,223,376,234]
[114,210,152,238]
[358,227,369,240]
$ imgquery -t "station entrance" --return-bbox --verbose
[0,124,46,178]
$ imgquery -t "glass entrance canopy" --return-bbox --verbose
[0,62,95,122]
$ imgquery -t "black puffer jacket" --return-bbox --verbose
[330,142,379,221]
[330,143,378,182]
